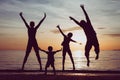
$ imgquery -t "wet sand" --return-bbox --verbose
[0,70,120,80]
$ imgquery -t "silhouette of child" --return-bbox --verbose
[57,25,81,71]
[39,46,62,75]
[69,5,100,67]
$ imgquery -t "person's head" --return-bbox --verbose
[48,46,53,51]
[30,21,35,28]
[67,32,73,38]
[80,20,86,26]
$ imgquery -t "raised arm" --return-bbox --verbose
[70,39,82,45]
[56,25,66,37]
[19,12,29,28]
[39,47,48,53]
[35,13,46,29]
[54,48,62,53]
[69,16,80,25]
[80,5,91,24]
[70,39,77,43]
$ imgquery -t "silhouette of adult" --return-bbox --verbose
[69,5,100,66]
[57,25,78,71]
[19,12,46,70]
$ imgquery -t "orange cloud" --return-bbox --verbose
[51,26,81,34]
[103,34,120,37]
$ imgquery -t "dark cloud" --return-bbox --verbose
[36,0,51,4]
[0,0,50,6]
[0,0,18,5]
[0,33,5,36]
[0,0,9,4]
[0,26,24,29]
[111,0,120,2]
[17,0,64,8]
[104,34,120,37]
[0,32,14,37]
[97,27,106,29]
[51,26,81,34]
[101,9,120,17]
[99,0,120,17]
[17,0,50,4]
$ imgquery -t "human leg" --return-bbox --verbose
[45,65,48,75]
[51,62,56,75]
[34,44,42,70]
[22,44,32,70]
[94,41,100,60]
[85,42,92,67]
[45,61,50,75]
[62,47,66,71]
[68,49,75,70]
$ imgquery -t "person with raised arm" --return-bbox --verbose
[19,12,46,70]
[57,25,81,71]
[69,5,100,67]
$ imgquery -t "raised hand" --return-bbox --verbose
[76,42,82,45]
[44,12,46,18]
[80,4,84,9]
[69,16,73,20]
[19,12,23,16]
[79,43,82,45]
[56,25,60,28]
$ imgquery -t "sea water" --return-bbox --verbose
[0,50,120,71]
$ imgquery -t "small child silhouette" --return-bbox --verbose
[39,46,62,75]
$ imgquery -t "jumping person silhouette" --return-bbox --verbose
[69,5,100,67]
[39,46,62,75]
[57,25,80,71]
[19,12,46,70]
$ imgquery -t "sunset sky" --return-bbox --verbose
[0,0,120,51]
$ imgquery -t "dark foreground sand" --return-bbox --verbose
[0,70,120,80]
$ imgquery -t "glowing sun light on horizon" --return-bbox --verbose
[72,30,86,45]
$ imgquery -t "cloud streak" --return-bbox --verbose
[97,27,106,30]
[0,26,24,29]
[104,34,120,37]
[51,26,81,34]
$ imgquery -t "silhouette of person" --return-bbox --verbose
[69,5,100,67]
[19,12,46,70]
[39,46,62,75]
[57,25,79,71]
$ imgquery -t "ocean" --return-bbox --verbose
[0,50,120,71]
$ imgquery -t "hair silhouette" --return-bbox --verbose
[39,46,61,75]
[19,12,46,70]
[69,5,100,67]
[57,25,78,71]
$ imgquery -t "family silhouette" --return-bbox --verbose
[20,4,100,74]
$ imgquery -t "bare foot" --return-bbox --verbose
[87,60,90,67]
[95,54,99,60]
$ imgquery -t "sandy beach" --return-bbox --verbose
[0,70,120,80]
